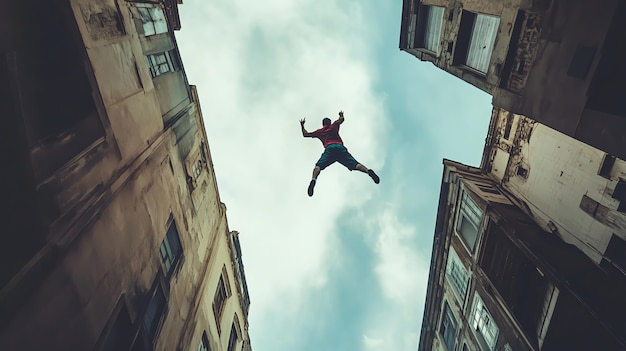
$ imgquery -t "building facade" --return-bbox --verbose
[0,0,251,350]
[399,0,626,160]
[481,107,626,270]
[418,160,625,351]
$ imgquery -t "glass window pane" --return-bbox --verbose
[143,285,166,339]
[459,215,478,250]
[150,7,169,34]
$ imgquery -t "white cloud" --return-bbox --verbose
[361,208,430,351]
[363,334,384,349]
[176,0,387,347]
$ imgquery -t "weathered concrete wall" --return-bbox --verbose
[0,1,252,350]
[514,0,618,134]
[486,108,626,263]
[402,0,527,91]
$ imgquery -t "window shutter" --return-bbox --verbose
[424,6,444,52]
[466,14,499,73]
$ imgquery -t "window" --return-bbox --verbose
[456,191,484,251]
[446,248,469,302]
[142,280,167,341]
[537,283,559,348]
[198,331,211,351]
[454,11,500,73]
[516,166,529,179]
[612,179,626,212]
[101,302,135,351]
[136,4,168,36]
[409,5,445,53]
[440,302,458,351]
[213,266,232,332]
[598,154,616,179]
[471,294,499,350]
[227,320,239,351]
[146,50,181,78]
[503,114,514,139]
[160,220,183,276]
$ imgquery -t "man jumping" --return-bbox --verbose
[300,110,380,197]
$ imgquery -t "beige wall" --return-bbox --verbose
[0,1,251,350]
[486,108,626,263]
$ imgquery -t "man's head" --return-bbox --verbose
[322,118,331,126]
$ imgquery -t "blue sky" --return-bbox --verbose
[176,1,491,350]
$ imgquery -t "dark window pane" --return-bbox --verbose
[227,323,238,351]
[199,331,211,351]
[143,284,166,339]
[102,304,134,351]
[459,216,478,250]
[161,221,182,275]
[441,303,457,351]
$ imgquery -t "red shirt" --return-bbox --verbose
[310,121,343,147]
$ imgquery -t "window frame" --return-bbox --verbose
[145,50,181,78]
[213,266,232,334]
[135,3,168,36]
[455,189,485,252]
[96,297,140,351]
[440,302,458,351]
[141,276,168,343]
[227,317,240,351]
[198,331,211,351]
[160,219,183,278]
[446,247,470,304]
[454,11,500,74]
[408,5,446,55]
[471,293,500,350]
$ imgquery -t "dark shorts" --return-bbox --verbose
[315,144,359,170]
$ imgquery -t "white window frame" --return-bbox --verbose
[136,3,168,36]
[407,5,445,54]
[446,247,470,303]
[537,283,559,348]
[471,293,499,350]
[455,189,484,252]
[145,51,179,78]
[465,13,500,73]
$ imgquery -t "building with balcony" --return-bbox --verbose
[0,0,251,350]
[418,160,625,351]
[399,0,626,160]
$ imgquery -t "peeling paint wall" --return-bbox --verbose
[0,1,251,350]
[485,107,626,264]
[401,0,529,93]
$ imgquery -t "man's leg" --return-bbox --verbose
[336,145,380,184]
[355,163,380,184]
[308,166,321,196]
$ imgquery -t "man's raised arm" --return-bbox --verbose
[337,110,345,124]
[300,118,313,137]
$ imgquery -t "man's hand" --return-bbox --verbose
[338,110,345,124]
[300,118,311,137]
[338,111,344,117]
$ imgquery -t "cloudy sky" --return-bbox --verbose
[175,1,491,350]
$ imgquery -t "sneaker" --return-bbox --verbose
[368,169,380,184]
[308,179,316,196]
